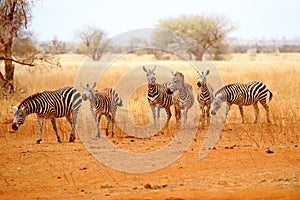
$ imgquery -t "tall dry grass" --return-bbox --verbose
[0,53,299,148]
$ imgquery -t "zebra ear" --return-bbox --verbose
[12,105,18,111]
[92,82,97,89]
[142,66,147,72]
[206,70,210,76]
[171,71,175,76]
[80,82,85,88]
[152,65,156,72]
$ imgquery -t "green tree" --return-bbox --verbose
[76,26,108,61]
[155,15,236,60]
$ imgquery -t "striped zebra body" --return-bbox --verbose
[81,83,122,138]
[169,71,194,129]
[197,70,214,126]
[143,66,181,128]
[211,80,272,123]
[12,86,82,143]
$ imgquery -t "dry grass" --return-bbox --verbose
[1,53,299,148]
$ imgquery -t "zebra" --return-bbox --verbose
[12,86,82,144]
[168,71,194,129]
[197,70,214,126]
[81,83,123,138]
[211,80,273,123]
[143,66,181,129]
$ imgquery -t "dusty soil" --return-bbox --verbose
[0,123,299,200]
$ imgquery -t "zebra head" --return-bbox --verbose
[169,71,184,92]
[197,70,210,88]
[143,65,156,85]
[81,82,97,101]
[12,105,26,131]
[211,94,222,116]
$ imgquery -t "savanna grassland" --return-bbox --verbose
[0,53,299,199]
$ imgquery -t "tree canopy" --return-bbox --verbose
[154,15,236,60]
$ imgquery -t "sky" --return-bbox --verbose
[30,0,300,42]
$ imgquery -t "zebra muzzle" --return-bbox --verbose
[12,123,18,131]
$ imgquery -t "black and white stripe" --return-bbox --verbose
[211,80,273,123]
[81,83,122,138]
[143,66,181,128]
[168,71,194,128]
[197,70,214,126]
[12,86,82,143]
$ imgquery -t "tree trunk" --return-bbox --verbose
[189,46,205,61]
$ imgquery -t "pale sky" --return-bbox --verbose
[30,0,300,42]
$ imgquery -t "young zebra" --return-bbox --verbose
[211,80,273,123]
[81,83,123,138]
[143,66,181,129]
[168,71,194,129]
[12,86,82,143]
[197,70,214,126]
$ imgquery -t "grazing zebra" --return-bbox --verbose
[168,71,194,129]
[12,86,82,143]
[197,70,214,126]
[211,80,273,123]
[81,83,123,138]
[143,66,181,128]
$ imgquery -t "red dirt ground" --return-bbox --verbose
[0,123,299,199]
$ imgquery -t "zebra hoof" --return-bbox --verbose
[69,137,75,142]
[36,139,42,144]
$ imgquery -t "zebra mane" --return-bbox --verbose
[18,92,42,108]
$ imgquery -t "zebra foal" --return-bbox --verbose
[197,70,214,126]
[211,80,273,123]
[12,86,82,143]
[168,71,194,129]
[81,83,122,138]
[143,66,181,129]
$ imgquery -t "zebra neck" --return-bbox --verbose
[148,84,158,93]
[88,92,99,108]
[177,85,188,100]
[216,92,228,102]
[19,96,40,115]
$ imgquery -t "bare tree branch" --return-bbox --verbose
[0,56,35,66]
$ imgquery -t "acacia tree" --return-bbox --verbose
[0,0,35,91]
[76,26,108,61]
[154,15,236,60]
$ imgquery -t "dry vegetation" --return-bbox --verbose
[0,53,299,199]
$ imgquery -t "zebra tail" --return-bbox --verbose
[269,90,273,101]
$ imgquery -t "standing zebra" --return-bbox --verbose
[81,83,122,138]
[12,86,82,143]
[211,80,273,123]
[143,66,181,128]
[197,70,214,126]
[168,71,194,129]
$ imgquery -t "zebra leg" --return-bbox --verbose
[36,116,43,144]
[238,104,244,123]
[95,114,101,138]
[151,105,157,127]
[157,104,161,127]
[50,116,61,143]
[206,104,211,125]
[165,107,172,128]
[105,114,111,137]
[261,101,271,123]
[183,109,188,129]
[224,103,231,123]
[66,112,77,142]
[253,102,259,123]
